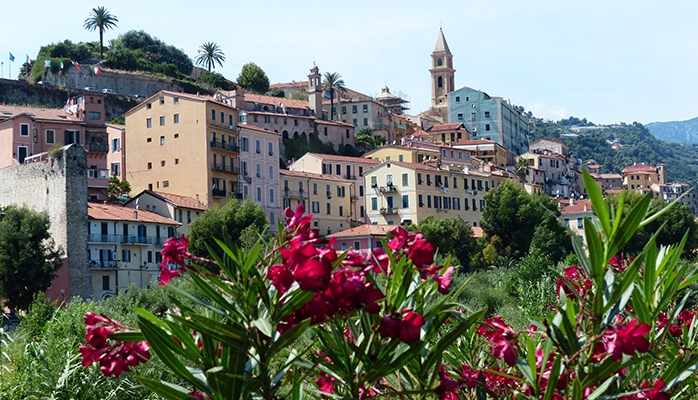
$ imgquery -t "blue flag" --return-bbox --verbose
[9,53,15,62]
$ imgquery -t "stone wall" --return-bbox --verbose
[0,145,90,299]
[47,67,180,98]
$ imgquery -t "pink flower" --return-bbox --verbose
[160,235,190,267]
[266,264,295,293]
[433,266,455,294]
[399,311,425,343]
[378,315,401,340]
[615,318,651,356]
[435,365,461,399]
[293,258,332,292]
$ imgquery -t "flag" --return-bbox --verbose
[44,59,51,68]
[9,53,14,62]
[75,62,80,71]
[93,66,101,76]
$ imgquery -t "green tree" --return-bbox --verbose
[196,71,232,90]
[195,42,225,72]
[267,87,285,98]
[408,215,479,271]
[528,193,572,263]
[237,62,270,94]
[83,6,119,58]
[0,206,63,311]
[108,177,131,203]
[322,72,345,121]
[187,199,268,260]
[514,157,530,181]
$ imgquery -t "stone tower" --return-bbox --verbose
[308,63,323,119]
[430,28,456,120]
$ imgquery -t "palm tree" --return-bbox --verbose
[322,72,345,121]
[515,157,530,181]
[83,7,119,58]
[195,42,225,72]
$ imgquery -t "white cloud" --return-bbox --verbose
[527,102,568,121]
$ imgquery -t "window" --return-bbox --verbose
[312,202,320,213]
[175,158,179,164]
[173,97,179,104]
[264,116,270,123]
[241,137,249,152]
[359,185,364,196]
[426,174,432,186]
[339,206,344,216]
[257,187,262,202]
[455,96,460,102]
[46,130,55,144]
[147,103,152,109]
[102,276,110,291]
[220,111,224,122]
[269,188,274,204]
[269,165,273,179]
[402,173,408,186]
[146,118,152,128]
[163,180,169,187]
[484,111,490,118]
[402,195,409,208]
[147,162,152,170]
[480,199,486,210]
[438,76,443,88]
[268,142,274,155]
[89,111,101,120]
[457,113,463,120]
[359,166,364,176]
[160,136,165,146]
[122,249,131,262]
[256,163,261,177]
[326,203,331,215]
[336,164,341,175]
[363,118,368,126]
[211,109,216,121]
[174,133,179,138]
[354,241,360,250]
[564,219,570,228]
[485,124,490,131]
[159,116,165,126]
[370,176,377,187]
[159,96,165,105]
[419,194,424,207]
[111,138,120,151]
[352,118,357,126]
[161,160,166,167]
[255,140,261,154]
[427,195,432,208]
[19,124,30,137]
[371,197,377,211]
[342,106,346,114]
[352,105,357,114]
[174,114,180,123]
[577,218,583,229]
[111,162,120,177]
[229,114,234,126]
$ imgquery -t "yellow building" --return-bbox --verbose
[88,202,180,300]
[280,170,353,235]
[363,160,509,227]
[363,145,440,164]
[124,90,241,207]
[425,123,470,144]
[622,164,665,190]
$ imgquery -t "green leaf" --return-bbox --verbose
[585,375,616,400]
[108,331,145,342]
[137,377,202,400]
[268,319,311,359]
[581,357,620,388]
[515,359,534,387]
[252,317,273,338]
[543,357,562,400]
[572,379,583,400]
[583,170,611,235]
[608,192,650,257]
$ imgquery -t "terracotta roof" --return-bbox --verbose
[452,139,499,146]
[623,164,657,173]
[280,169,351,182]
[471,226,484,238]
[387,160,445,172]
[561,199,593,213]
[422,110,440,117]
[606,189,623,194]
[0,104,82,123]
[315,119,354,128]
[124,90,233,117]
[269,81,307,89]
[243,93,309,110]
[239,124,282,136]
[327,224,393,238]
[305,153,381,164]
[531,138,565,145]
[150,191,208,211]
[412,129,431,137]
[427,123,466,132]
[88,202,180,225]
[592,173,622,179]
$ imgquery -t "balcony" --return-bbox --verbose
[379,184,397,193]
[284,189,307,199]
[344,174,357,180]
[379,207,398,215]
[212,163,239,174]
[89,260,119,270]
[231,191,243,200]
[121,235,154,245]
[351,195,359,201]
[210,140,240,153]
[88,143,109,152]
[212,189,227,197]
[88,234,120,243]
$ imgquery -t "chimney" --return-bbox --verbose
[133,211,138,219]
[196,194,200,206]
[583,202,588,212]
[570,197,575,206]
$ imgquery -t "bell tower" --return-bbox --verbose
[430,28,455,120]
[308,62,323,119]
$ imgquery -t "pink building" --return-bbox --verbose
[237,124,282,227]
[107,123,126,181]
[0,94,112,200]
[327,224,392,254]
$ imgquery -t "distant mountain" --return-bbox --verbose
[646,117,698,144]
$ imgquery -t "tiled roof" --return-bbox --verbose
[592,173,622,179]
[123,90,232,117]
[243,93,309,110]
[451,139,498,146]
[315,119,354,128]
[327,224,393,238]
[471,226,484,238]
[269,81,307,89]
[306,153,381,164]
[280,169,351,182]
[239,124,282,135]
[561,199,593,213]
[531,138,565,145]
[623,164,657,173]
[88,202,180,225]
[427,123,466,132]
[387,160,444,172]
[151,191,208,211]
[412,129,431,137]
[0,105,82,123]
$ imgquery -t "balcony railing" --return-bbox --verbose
[121,235,154,245]
[379,207,398,215]
[89,260,119,269]
[344,174,357,180]
[89,234,120,243]
[210,141,240,153]
[283,189,307,199]
[231,191,243,200]
[379,184,397,193]
[88,143,109,152]
[212,189,227,197]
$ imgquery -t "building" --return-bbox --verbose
[430,28,456,121]
[125,190,207,235]
[327,224,392,254]
[622,163,665,190]
[87,202,180,299]
[363,160,509,227]
[107,123,126,181]
[425,123,470,144]
[280,170,353,235]
[449,139,514,167]
[0,94,113,200]
[124,90,241,208]
[237,124,282,225]
[519,151,577,197]
[287,153,380,225]
[447,87,529,155]
[561,199,594,244]
[651,183,698,215]
[363,145,440,164]
[529,138,570,157]
[587,173,623,194]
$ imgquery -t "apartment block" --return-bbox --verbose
[88,202,180,299]
[280,169,353,235]
[287,153,380,225]
[124,90,241,208]
[327,224,392,254]
[125,190,207,236]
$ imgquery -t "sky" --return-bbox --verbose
[1,0,696,125]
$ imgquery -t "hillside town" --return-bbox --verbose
[0,28,696,304]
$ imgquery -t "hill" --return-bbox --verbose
[530,119,698,184]
[645,117,698,144]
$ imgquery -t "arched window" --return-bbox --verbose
[437,76,443,88]
[293,132,299,139]
[282,131,289,139]
[437,58,443,66]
